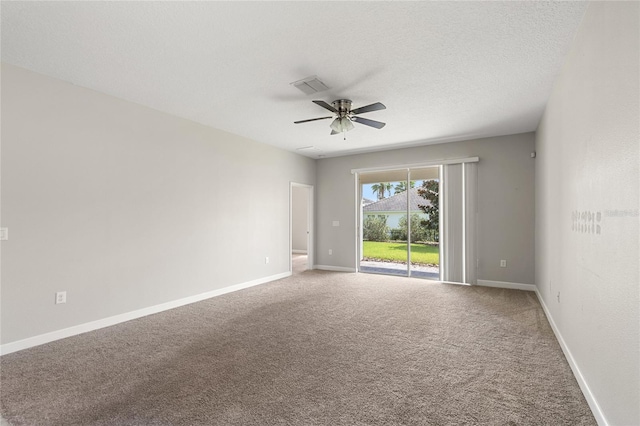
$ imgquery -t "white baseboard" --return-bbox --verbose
[439,281,472,286]
[292,249,308,254]
[476,279,537,292]
[0,271,291,356]
[534,289,607,426]
[314,265,357,272]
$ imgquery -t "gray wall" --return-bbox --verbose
[292,186,309,252]
[1,64,316,344]
[315,133,536,284]
[535,2,639,424]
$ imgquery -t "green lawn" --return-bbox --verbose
[363,241,439,266]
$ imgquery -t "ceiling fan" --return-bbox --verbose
[294,99,386,138]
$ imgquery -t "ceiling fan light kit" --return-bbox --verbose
[294,99,386,139]
[330,117,354,133]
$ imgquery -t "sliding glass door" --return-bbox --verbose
[359,167,441,280]
[356,160,478,284]
[408,167,440,279]
[360,171,409,276]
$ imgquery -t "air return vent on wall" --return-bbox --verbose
[290,76,330,95]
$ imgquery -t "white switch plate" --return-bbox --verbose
[265,257,269,264]
[328,249,333,255]
[55,291,67,304]
[332,221,339,227]
[0,228,8,241]
[500,260,507,268]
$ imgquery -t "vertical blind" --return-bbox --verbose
[441,162,478,284]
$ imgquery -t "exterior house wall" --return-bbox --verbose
[362,187,431,233]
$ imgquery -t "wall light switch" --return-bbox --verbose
[0,228,8,241]
[332,221,340,227]
[500,260,507,268]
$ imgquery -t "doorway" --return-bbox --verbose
[290,183,313,274]
[359,167,440,280]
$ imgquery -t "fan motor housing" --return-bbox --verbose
[332,99,352,116]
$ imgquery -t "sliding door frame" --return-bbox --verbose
[353,157,478,282]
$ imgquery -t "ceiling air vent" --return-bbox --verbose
[296,146,323,153]
[290,76,330,95]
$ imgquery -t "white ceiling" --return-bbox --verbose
[1,1,588,158]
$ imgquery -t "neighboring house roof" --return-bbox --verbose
[362,197,376,206]
[363,187,431,212]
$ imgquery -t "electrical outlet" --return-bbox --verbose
[328,249,333,255]
[55,291,67,304]
[0,228,8,241]
[500,260,507,268]
[265,257,269,264]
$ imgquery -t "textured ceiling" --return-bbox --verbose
[1,1,588,158]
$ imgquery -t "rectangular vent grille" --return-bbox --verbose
[296,146,322,152]
[291,76,329,95]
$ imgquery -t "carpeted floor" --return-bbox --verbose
[1,270,595,425]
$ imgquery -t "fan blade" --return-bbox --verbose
[352,116,386,129]
[351,102,386,115]
[294,116,332,124]
[330,130,339,135]
[312,100,338,113]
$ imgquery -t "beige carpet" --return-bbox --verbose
[1,270,595,425]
